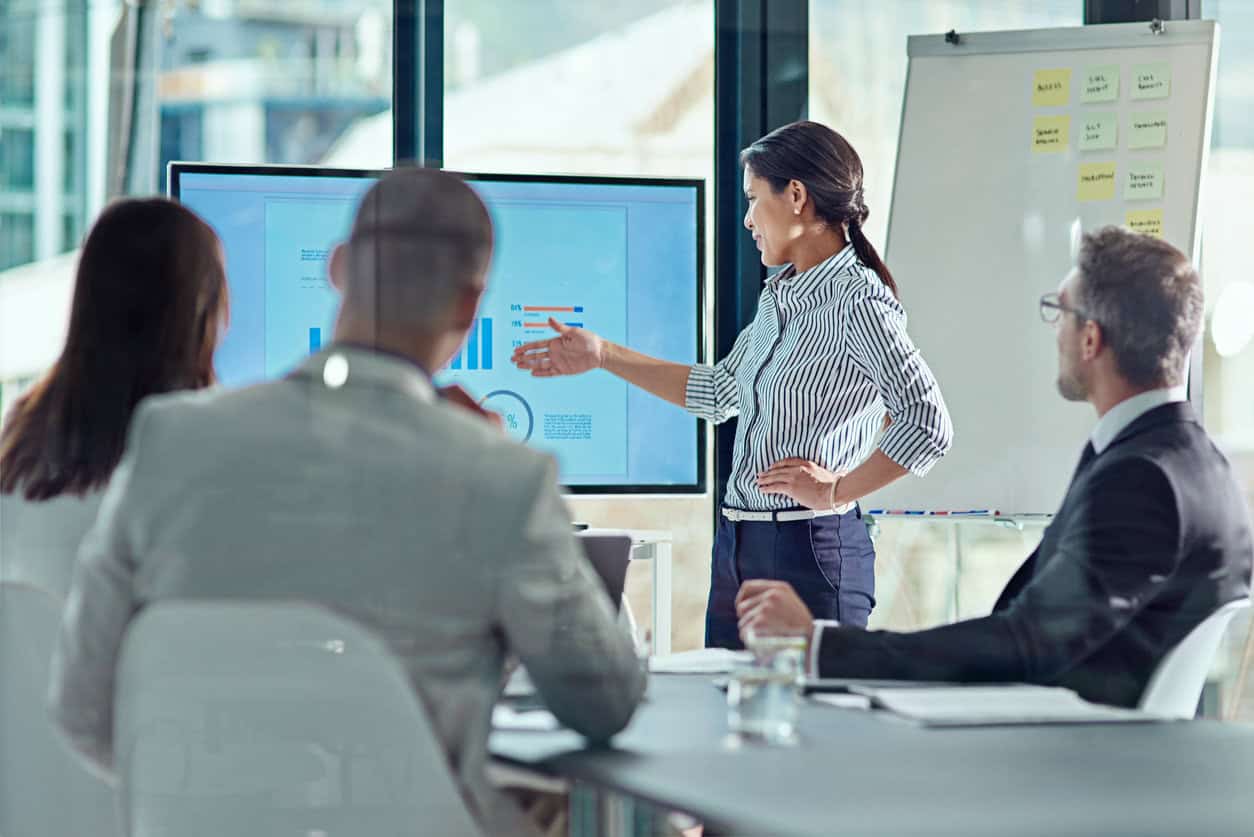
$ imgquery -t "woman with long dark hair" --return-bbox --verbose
[0,198,228,597]
[512,121,952,648]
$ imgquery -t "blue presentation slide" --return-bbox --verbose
[262,197,353,377]
[176,170,700,489]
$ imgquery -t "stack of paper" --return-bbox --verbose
[854,685,1162,726]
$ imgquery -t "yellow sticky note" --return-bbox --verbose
[1032,115,1069,153]
[1131,63,1171,100]
[1078,114,1117,151]
[1077,163,1117,202]
[1033,69,1071,106]
[1081,66,1119,103]
[1126,208,1164,238]
[1128,112,1168,149]
[1125,163,1164,201]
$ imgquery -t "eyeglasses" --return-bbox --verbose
[1039,292,1092,325]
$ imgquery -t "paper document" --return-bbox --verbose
[854,685,1162,726]
[649,648,753,674]
[811,693,873,711]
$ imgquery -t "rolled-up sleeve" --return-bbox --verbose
[684,321,752,425]
[845,284,953,475]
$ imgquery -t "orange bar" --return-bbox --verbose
[523,322,549,328]
[524,306,576,312]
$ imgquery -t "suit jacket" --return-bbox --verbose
[49,347,646,828]
[817,402,1253,707]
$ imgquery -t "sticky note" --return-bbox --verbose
[1032,115,1069,152]
[1126,208,1164,238]
[1077,163,1117,202]
[1033,69,1071,106]
[1128,112,1168,149]
[1078,114,1117,151]
[1125,163,1164,201]
[1082,66,1119,103]
[1132,64,1170,100]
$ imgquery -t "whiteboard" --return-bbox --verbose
[866,20,1218,517]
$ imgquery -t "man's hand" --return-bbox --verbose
[756,458,843,510]
[438,384,504,429]
[735,580,815,642]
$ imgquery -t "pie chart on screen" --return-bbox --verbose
[479,390,534,442]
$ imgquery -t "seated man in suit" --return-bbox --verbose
[49,168,646,832]
[736,225,1253,708]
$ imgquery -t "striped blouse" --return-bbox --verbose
[685,245,953,511]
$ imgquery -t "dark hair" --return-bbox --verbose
[0,198,229,500]
[344,167,494,327]
[1075,225,1202,389]
[740,120,898,298]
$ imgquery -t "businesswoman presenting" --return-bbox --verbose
[512,121,952,648]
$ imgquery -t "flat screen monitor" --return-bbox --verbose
[169,163,705,494]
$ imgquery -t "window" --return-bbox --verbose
[808,1,1081,634]
[0,0,392,391]
[437,0,716,651]
[1201,1,1254,450]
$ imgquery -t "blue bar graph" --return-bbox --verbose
[450,317,493,371]
[309,327,321,353]
[467,319,480,369]
[481,318,493,370]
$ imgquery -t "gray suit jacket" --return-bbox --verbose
[49,347,645,826]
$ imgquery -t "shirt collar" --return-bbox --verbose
[294,344,436,403]
[767,244,858,298]
[1090,386,1186,454]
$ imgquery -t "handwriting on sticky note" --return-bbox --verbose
[1081,66,1119,103]
[1126,208,1164,238]
[1032,69,1071,107]
[1128,112,1167,149]
[1032,115,1069,152]
[1131,64,1171,100]
[1077,163,1117,202]
[1125,163,1164,201]
[1078,114,1117,151]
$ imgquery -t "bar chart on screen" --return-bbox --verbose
[449,317,494,371]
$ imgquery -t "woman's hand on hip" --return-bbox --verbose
[510,317,604,377]
[756,458,842,510]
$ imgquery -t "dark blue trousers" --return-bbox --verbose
[705,507,877,650]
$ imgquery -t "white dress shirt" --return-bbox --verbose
[684,245,953,510]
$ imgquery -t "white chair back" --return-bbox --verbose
[0,582,120,836]
[114,601,480,837]
[1139,598,1251,719]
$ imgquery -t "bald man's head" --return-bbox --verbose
[336,168,493,332]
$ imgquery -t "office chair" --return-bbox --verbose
[1139,598,1252,719]
[0,581,120,837]
[114,601,480,837]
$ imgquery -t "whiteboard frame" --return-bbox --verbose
[877,19,1219,523]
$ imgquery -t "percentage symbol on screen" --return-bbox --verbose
[505,413,519,430]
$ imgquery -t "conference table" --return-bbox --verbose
[490,674,1254,836]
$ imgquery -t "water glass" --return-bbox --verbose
[726,631,806,744]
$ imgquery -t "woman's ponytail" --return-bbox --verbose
[846,201,897,298]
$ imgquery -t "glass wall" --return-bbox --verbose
[0,0,391,395]
[807,1,1081,637]
[438,0,716,652]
